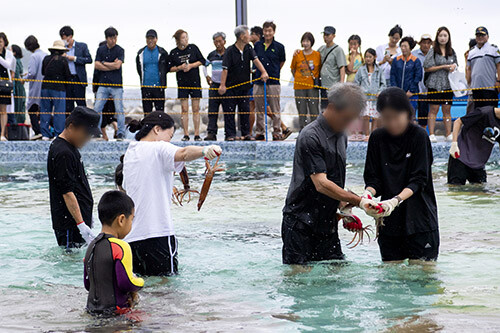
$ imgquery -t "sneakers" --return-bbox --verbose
[446,134,453,142]
[204,133,217,141]
[30,133,43,141]
[116,133,124,141]
[181,135,190,141]
[41,136,51,141]
[0,136,7,141]
[194,135,202,141]
[429,134,437,143]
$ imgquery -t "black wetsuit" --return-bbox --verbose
[364,123,439,261]
[84,233,144,314]
[282,114,347,264]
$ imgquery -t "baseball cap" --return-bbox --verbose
[475,26,488,35]
[66,106,100,135]
[322,26,336,35]
[419,34,432,42]
[146,29,158,38]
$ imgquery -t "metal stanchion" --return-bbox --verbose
[264,81,268,142]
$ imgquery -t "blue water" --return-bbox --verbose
[1,160,500,332]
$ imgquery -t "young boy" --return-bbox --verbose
[448,106,500,185]
[84,190,144,315]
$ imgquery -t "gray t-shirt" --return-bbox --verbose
[458,106,500,169]
[423,48,458,91]
[318,44,347,89]
[467,42,500,91]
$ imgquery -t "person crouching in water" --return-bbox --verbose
[282,83,381,265]
[123,111,222,276]
[84,190,144,315]
[364,87,439,262]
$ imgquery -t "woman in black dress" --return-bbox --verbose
[363,87,439,262]
[0,32,15,141]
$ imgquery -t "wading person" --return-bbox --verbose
[466,27,500,108]
[219,25,269,141]
[122,111,222,276]
[290,32,321,130]
[253,21,288,141]
[364,87,439,262]
[59,26,93,114]
[169,29,206,141]
[24,35,46,140]
[424,27,458,143]
[203,31,226,141]
[93,27,126,140]
[136,29,169,114]
[282,83,380,265]
[448,105,500,185]
[40,40,71,140]
[47,106,100,249]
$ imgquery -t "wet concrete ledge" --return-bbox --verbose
[0,141,498,164]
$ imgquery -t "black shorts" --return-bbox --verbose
[129,235,178,276]
[282,214,344,265]
[447,156,487,185]
[377,230,439,261]
[54,226,85,249]
[427,88,454,105]
[178,86,202,99]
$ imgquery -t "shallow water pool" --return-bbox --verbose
[1,160,500,332]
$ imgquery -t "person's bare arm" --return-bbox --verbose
[466,65,472,85]
[425,64,451,73]
[62,192,84,224]
[253,58,269,81]
[94,61,109,71]
[279,61,285,69]
[174,146,204,162]
[104,59,123,70]
[339,66,346,83]
[452,118,463,142]
[218,69,228,95]
[310,173,361,206]
[187,61,203,70]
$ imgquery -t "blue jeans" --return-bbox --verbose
[40,89,66,138]
[94,87,125,136]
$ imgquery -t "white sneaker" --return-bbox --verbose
[446,134,453,142]
[41,137,50,141]
[30,133,43,141]
[429,134,437,143]
[0,136,7,141]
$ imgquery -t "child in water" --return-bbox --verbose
[84,190,144,315]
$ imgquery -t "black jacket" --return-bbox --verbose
[135,46,169,87]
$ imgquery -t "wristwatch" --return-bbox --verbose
[394,195,404,206]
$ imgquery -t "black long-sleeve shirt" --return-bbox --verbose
[363,123,438,236]
[41,54,71,91]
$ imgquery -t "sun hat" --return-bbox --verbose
[48,40,69,52]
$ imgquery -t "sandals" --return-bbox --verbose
[182,135,190,141]
[194,135,202,141]
[282,128,292,140]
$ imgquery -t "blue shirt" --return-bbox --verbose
[143,46,160,86]
[253,39,286,85]
[66,44,76,75]
[95,44,125,86]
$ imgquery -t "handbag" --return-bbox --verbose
[0,79,13,96]
[303,51,321,88]
[448,70,468,98]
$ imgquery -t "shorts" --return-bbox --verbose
[178,86,202,99]
[427,88,454,105]
[447,156,487,185]
[129,235,178,276]
[282,214,344,265]
[54,227,85,249]
[377,229,440,261]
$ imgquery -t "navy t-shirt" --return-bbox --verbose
[253,39,286,85]
[458,106,500,169]
[169,44,206,87]
[95,44,125,86]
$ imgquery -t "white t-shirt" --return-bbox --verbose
[122,141,185,243]
[376,43,401,80]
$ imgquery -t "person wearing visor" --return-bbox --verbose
[47,106,101,249]
[136,29,169,114]
[466,26,500,108]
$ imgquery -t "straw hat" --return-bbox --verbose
[48,40,68,52]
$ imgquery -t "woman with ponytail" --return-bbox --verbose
[122,111,222,276]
